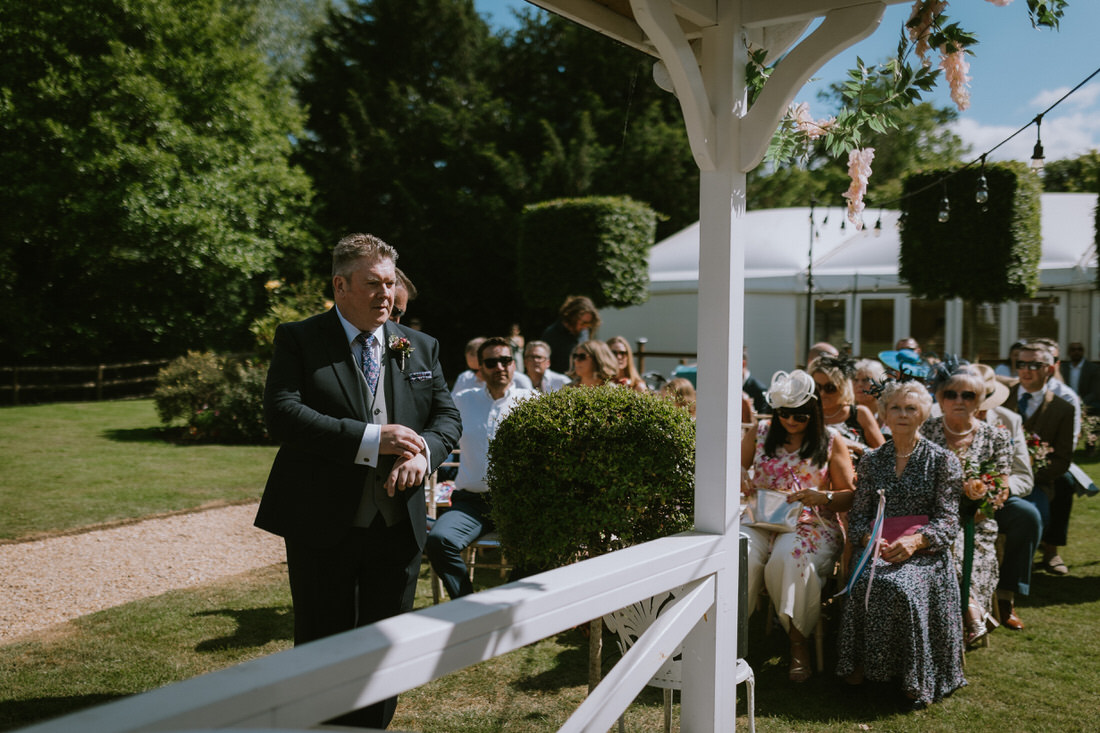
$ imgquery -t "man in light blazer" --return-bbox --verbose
[256,233,461,728]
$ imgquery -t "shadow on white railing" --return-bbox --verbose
[19,531,737,733]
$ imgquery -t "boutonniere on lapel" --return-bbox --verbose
[388,334,415,372]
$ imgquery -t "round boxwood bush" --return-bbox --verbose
[487,385,695,570]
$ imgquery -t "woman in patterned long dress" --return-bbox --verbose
[836,380,966,709]
[741,370,855,682]
[923,364,1013,646]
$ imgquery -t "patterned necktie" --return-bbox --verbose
[1018,391,1031,419]
[358,332,380,394]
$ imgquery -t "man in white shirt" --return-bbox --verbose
[427,336,536,599]
[452,336,532,395]
[523,340,569,393]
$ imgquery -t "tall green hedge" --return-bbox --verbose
[899,162,1042,302]
[487,386,695,570]
[518,196,656,310]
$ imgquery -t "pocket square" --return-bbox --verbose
[408,370,433,382]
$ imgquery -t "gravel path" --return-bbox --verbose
[0,502,285,644]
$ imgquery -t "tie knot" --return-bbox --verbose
[358,332,375,347]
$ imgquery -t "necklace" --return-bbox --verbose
[895,438,920,459]
[943,419,976,437]
[825,406,847,421]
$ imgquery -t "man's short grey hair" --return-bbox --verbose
[525,340,551,357]
[332,233,398,279]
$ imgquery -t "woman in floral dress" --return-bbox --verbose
[741,370,855,682]
[923,364,1013,646]
[836,380,966,709]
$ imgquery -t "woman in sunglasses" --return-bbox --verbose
[606,335,648,392]
[809,355,885,460]
[922,363,1013,646]
[566,340,618,387]
[740,370,855,682]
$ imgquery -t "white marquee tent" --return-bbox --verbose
[601,192,1099,379]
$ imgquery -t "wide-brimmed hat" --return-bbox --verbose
[877,348,930,378]
[972,363,1011,411]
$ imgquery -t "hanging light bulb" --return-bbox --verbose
[1030,116,1045,175]
[938,182,951,223]
[975,155,990,205]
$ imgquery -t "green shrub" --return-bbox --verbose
[487,386,695,570]
[154,352,270,444]
[518,196,656,311]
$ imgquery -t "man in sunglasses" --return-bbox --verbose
[427,337,536,599]
[1003,343,1075,581]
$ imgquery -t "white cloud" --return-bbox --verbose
[949,109,1100,163]
[1029,81,1100,111]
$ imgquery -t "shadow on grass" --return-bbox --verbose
[1025,568,1100,607]
[0,694,124,733]
[102,426,172,443]
[192,606,293,652]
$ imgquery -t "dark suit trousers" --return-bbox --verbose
[285,514,421,729]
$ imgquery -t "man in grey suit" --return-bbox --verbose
[256,233,461,728]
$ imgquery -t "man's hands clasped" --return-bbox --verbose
[380,425,429,496]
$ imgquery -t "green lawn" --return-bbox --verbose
[0,400,275,539]
[2,401,1099,731]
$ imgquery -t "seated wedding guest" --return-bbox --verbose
[661,377,696,418]
[895,336,921,355]
[1004,342,1075,578]
[540,295,600,373]
[567,339,618,387]
[427,337,535,599]
[1061,341,1100,413]
[523,340,569,393]
[453,336,531,395]
[807,341,838,364]
[922,362,1012,646]
[1034,337,1082,444]
[741,370,855,683]
[836,380,965,710]
[995,340,1026,377]
[809,354,885,460]
[974,363,1041,630]
[853,358,887,430]
[607,335,647,392]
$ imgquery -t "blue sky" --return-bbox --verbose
[474,0,1100,165]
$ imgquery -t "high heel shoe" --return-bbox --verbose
[788,640,812,682]
[964,601,998,646]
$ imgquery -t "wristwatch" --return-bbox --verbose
[824,491,834,507]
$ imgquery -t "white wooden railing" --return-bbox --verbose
[18,531,738,733]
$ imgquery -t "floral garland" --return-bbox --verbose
[749,0,1070,227]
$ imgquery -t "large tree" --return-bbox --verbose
[0,0,317,364]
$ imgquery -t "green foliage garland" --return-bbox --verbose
[899,163,1042,303]
[518,197,655,311]
[487,386,695,571]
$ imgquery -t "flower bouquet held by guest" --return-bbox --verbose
[607,335,648,392]
[923,362,1013,646]
[835,380,965,710]
[566,340,618,387]
[809,354,885,459]
[741,370,855,683]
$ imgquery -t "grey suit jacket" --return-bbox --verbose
[256,308,461,548]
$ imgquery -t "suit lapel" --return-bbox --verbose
[323,308,370,420]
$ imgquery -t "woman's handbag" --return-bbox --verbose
[743,488,802,533]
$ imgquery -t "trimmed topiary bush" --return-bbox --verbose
[517,196,656,311]
[899,162,1042,302]
[487,385,695,571]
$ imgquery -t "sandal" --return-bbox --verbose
[788,640,812,683]
[1045,554,1069,575]
[964,600,998,647]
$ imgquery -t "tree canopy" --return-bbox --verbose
[0,0,318,364]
